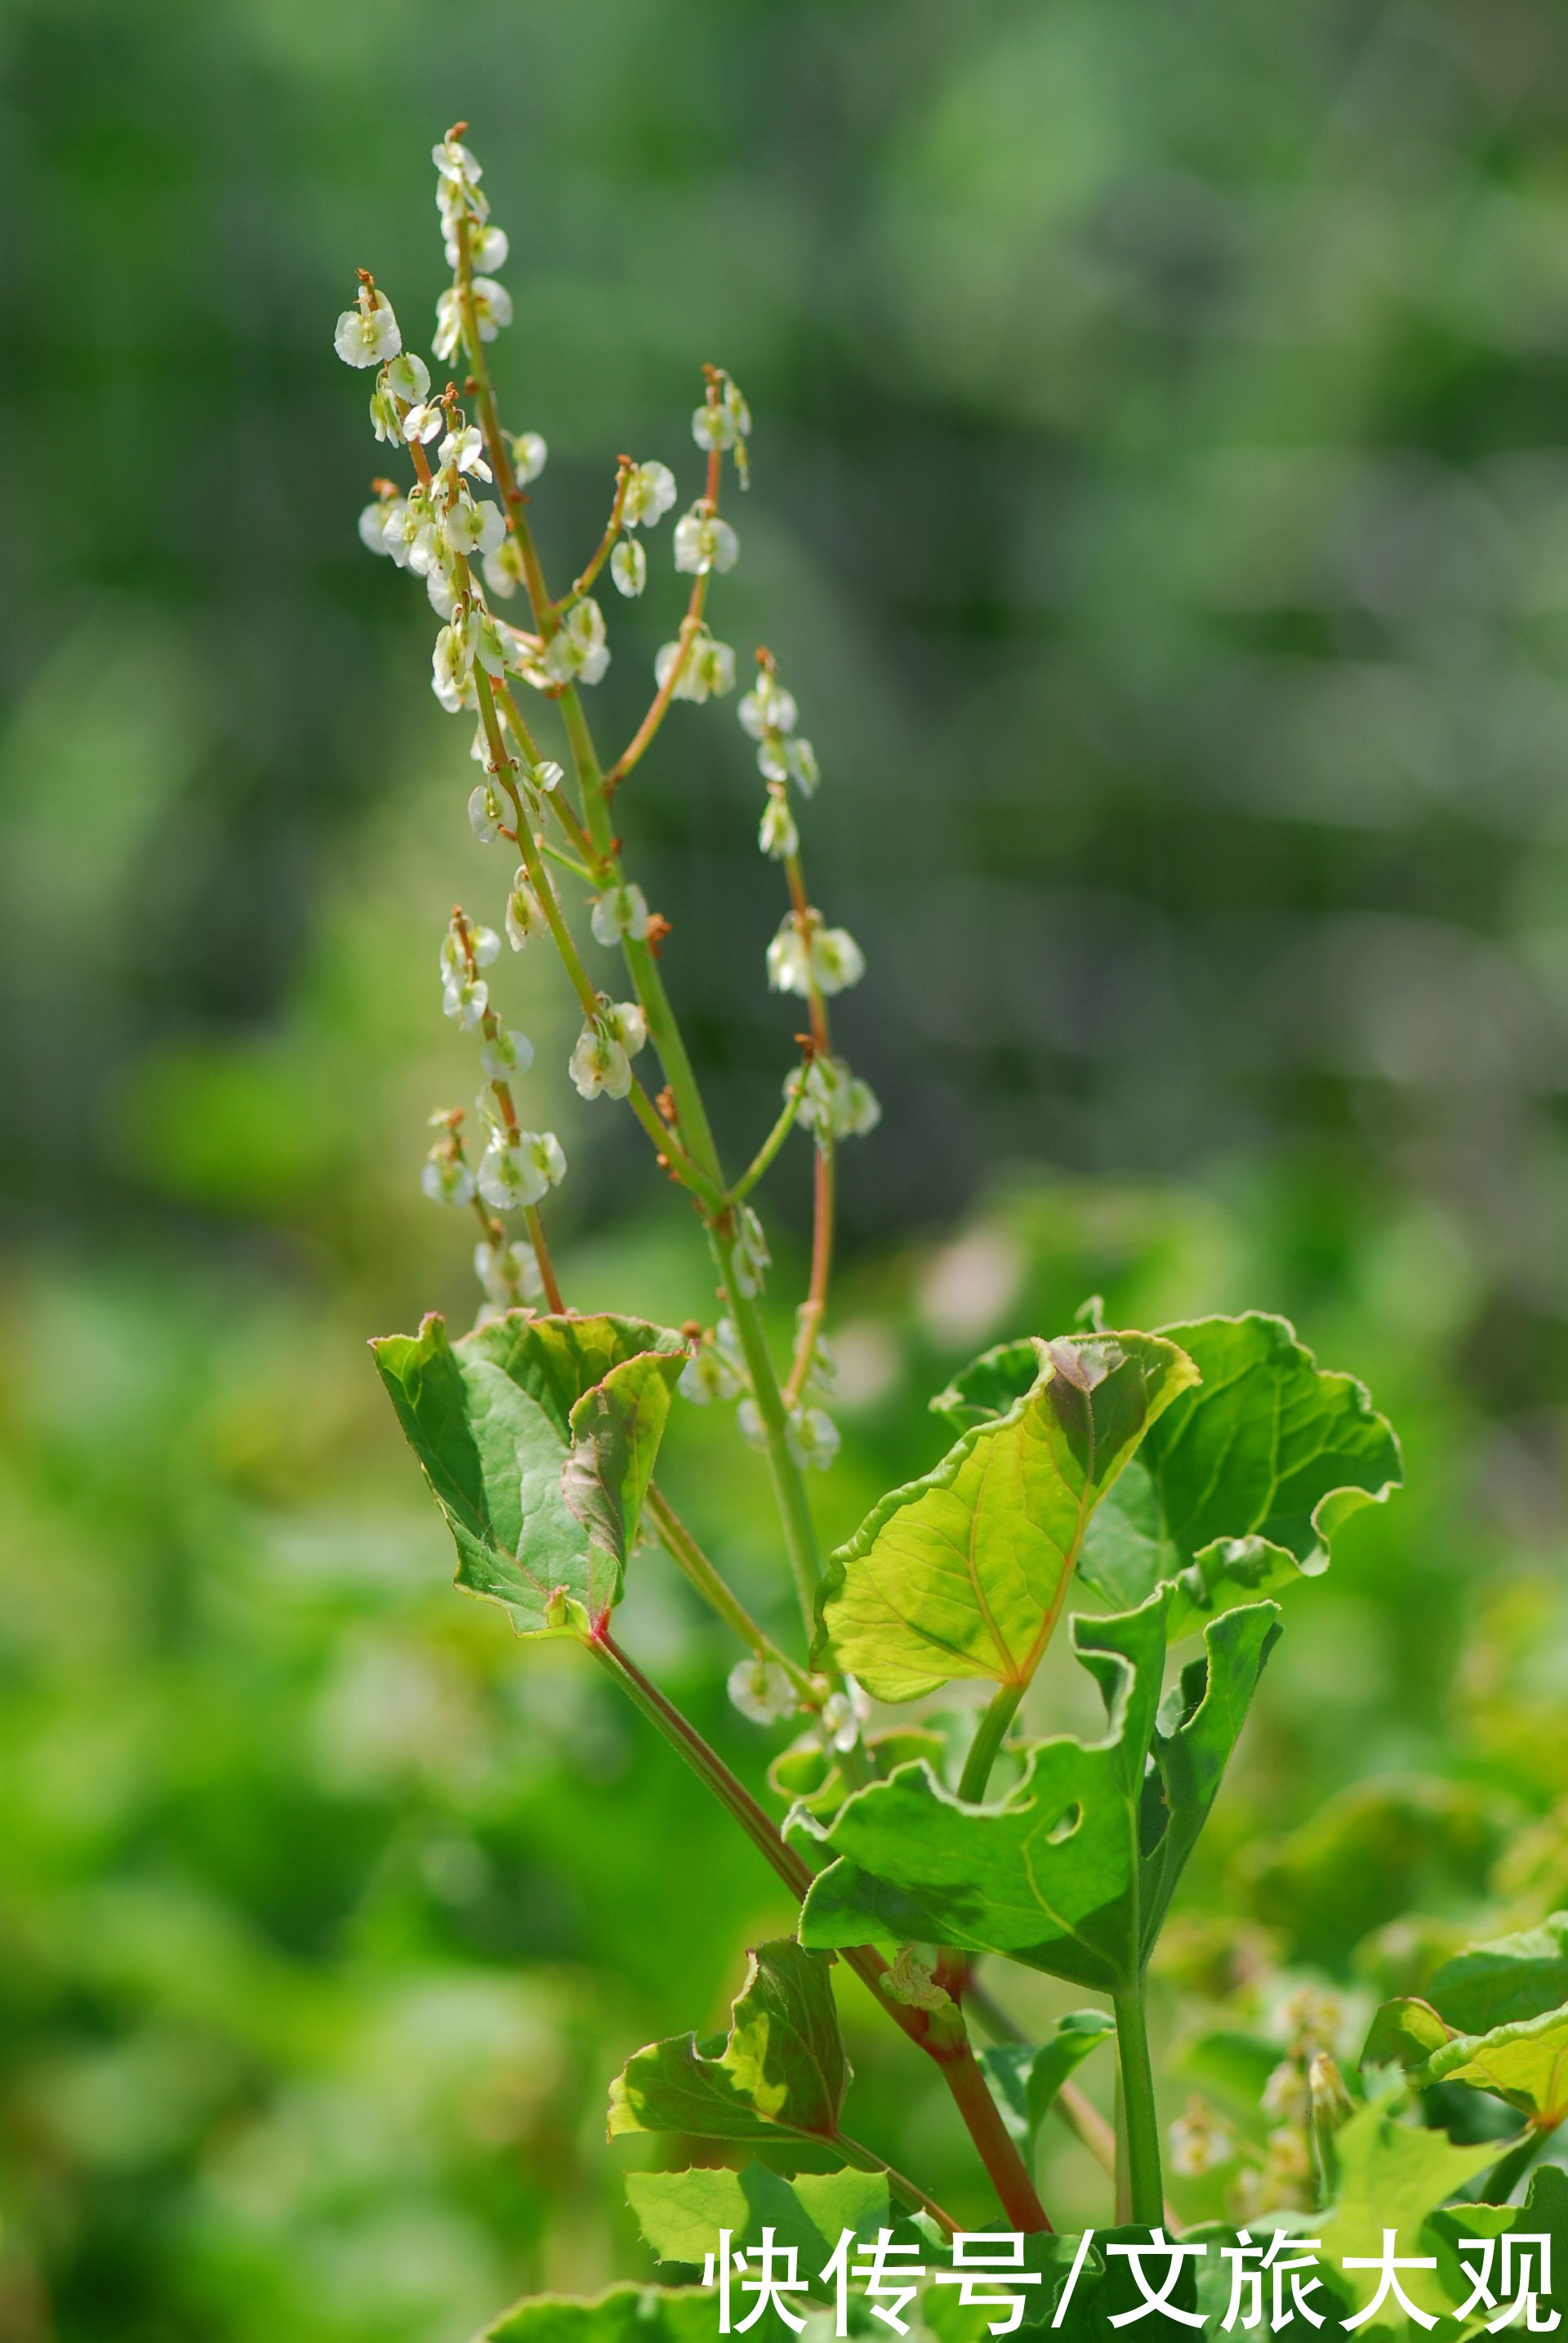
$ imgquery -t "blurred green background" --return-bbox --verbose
[7,0,1568,2335]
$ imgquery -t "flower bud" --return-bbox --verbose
[611,538,646,598]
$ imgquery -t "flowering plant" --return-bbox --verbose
[341,127,1568,2339]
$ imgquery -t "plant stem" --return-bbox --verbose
[643,1486,817,1701]
[963,1973,1121,2185]
[835,2131,958,2238]
[957,1682,1025,1805]
[522,1205,565,1313]
[783,1138,835,1405]
[1113,1980,1164,2226]
[729,1085,805,1204]
[587,1628,815,1901]
[936,2037,1053,2234]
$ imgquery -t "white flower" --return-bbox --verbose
[474,1235,544,1307]
[611,538,646,598]
[444,220,509,272]
[679,1333,744,1405]
[434,287,464,363]
[766,914,863,997]
[334,288,401,368]
[526,758,564,794]
[468,781,506,844]
[758,790,798,861]
[421,1148,474,1206]
[385,352,431,406]
[432,135,483,187]
[730,1203,770,1298]
[604,1000,647,1053]
[673,506,739,577]
[544,596,608,687]
[359,499,396,555]
[478,1128,565,1211]
[570,1020,631,1102]
[590,884,651,947]
[510,431,547,483]
[474,611,511,679]
[786,738,820,795]
[791,1054,880,1141]
[403,399,443,445]
[621,460,676,527]
[819,1679,868,1753]
[470,277,512,339]
[482,538,528,600]
[369,386,403,444]
[655,629,735,703]
[439,425,492,480]
[728,1659,797,1726]
[444,497,506,558]
[443,975,488,1030]
[1169,2099,1233,2179]
[739,673,798,741]
[433,612,477,706]
[481,1027,535,1083]
[692,374,751,476]
[505,873,543,950]
[470,924,501,967]
[787,1405,840,1472]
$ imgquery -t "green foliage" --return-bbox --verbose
[1077,1314,1402,1637]
[1365,1913,1568,2128]
[372,1312,685,1634]
[626,2166,888,2276]
[817,1332,1196,1700]
[798,1590,1280,1992]
[1422,1912,1568,2033]
[608,1941,848,2145]
[1313,2098,1516,2327]
[981,2015,1116,2159]
[483,2287,715,2343]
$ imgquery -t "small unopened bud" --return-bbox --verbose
[1308,2052,1353,2135]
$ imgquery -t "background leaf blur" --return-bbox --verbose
[6,1,1568,2336]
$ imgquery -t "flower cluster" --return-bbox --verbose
[425,908,567,1258]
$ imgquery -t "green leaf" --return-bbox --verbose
[483,2287,715,2343]
[768,1728,949,1822]
[1314,2098,1515,2327]
[1427,2164,1568,2323]
[798,1590,1281,1994]
[563,1349,688,1573]
[608,1941,848,2145]
[1361,1997,1454,2074]
[371,1311,687,1637]
[818,1332,1199,1703]
[1079,1313,1401,1638]
[982,2012,1116,2158]
[929,1339,1041,1432]
[626,2164,889,2279]
[1424,1912,1568,2033]
[1423,2005,1568,2126]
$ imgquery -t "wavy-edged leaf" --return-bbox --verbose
[768,1728,949,1822]
[1361,1996,1453,2074]
[1424,1913,1568,2035]
[372,1310,688,1636]
[563,1349,687,1574]
[1078,1313,1401,1637]
[817,1332,1198,1703]
[798,1590,1281,1993]
[608,1940,847,2145]
[483,2287,716,2343]
[626,2164,889,2280]
[1422,2006,1568,2127]
[982,2013,1116,2158]
[929,1339,1041,1432]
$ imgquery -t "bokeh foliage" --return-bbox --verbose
[5,0,1568,2335]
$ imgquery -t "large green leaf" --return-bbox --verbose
[483,2287,717,2343]
[563,1350,688,1573]
[1314,2098,1514,2328]
[1365,1997,1568,2129]
[371,1311,687,1637]
[1424,1913,1568,2033]
[608,1940,849,2145]
[1078,1313,1401,1637]
[817,1332,1198,1703]
[626,2164,889,2278]
[981,2013,1116,2159]
[798,1590,1281,1993]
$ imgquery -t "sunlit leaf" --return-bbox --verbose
[1423,1913,1568,2034]
[626,2164,889,2278]
[981,2012,1116,2158]
[1314,2099,1514,2327]
[818,1332,1197,1702]
[608,1940,848,2144]
[1078,1313,1401,1637]
[483,2286,716,2343]
[798,1590,1280,1993]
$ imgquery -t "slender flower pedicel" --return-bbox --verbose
[340,127,1495,2336]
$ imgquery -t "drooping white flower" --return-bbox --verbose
[432,134,483,189]
[791,1053,881,1141]
[569,1018,631,1102]
[766,914,864,998]
[334,287,401,368]
[610,538,646,597]
[818,1678,868,1753]
[481,1027,534,1084]
[589,883,651,947]
[359,499,396,556]
[477,1127,565,1211]
[432,612,478,708]
[543,596,608,687]
[468,923,501,967]
[655,629,735,704]
[730,1203,770,1298]
[369,386,403,444]
[443,497,506,559]
[467,780,506,844]
[510,431,547,483]
[679,1330,744,1405]
[505,872,543,950]
[787,1404,840,1472]
[421,1147,474,1207]
[758,790,798,861]
[469,277,512,339]
[621,460,676,527]
[402,399,443,445]
[1169,2099,1233,2180]
[482,537,528,600]
[526,758,564,794]
[474,1234,544,1307]
[434,288,464,363]
[673,506,739,577]
[444,220,509,273]
[739,672,798,742]
[604,1000,647,1054]
[474,610,511,679]
[810,926,865,994]
[692,373,752,479]
[443,974,488,1030]
[728,1659,797,1726]
[385,352,430,406]
[439,424,492,480]
[786,737,820,795]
